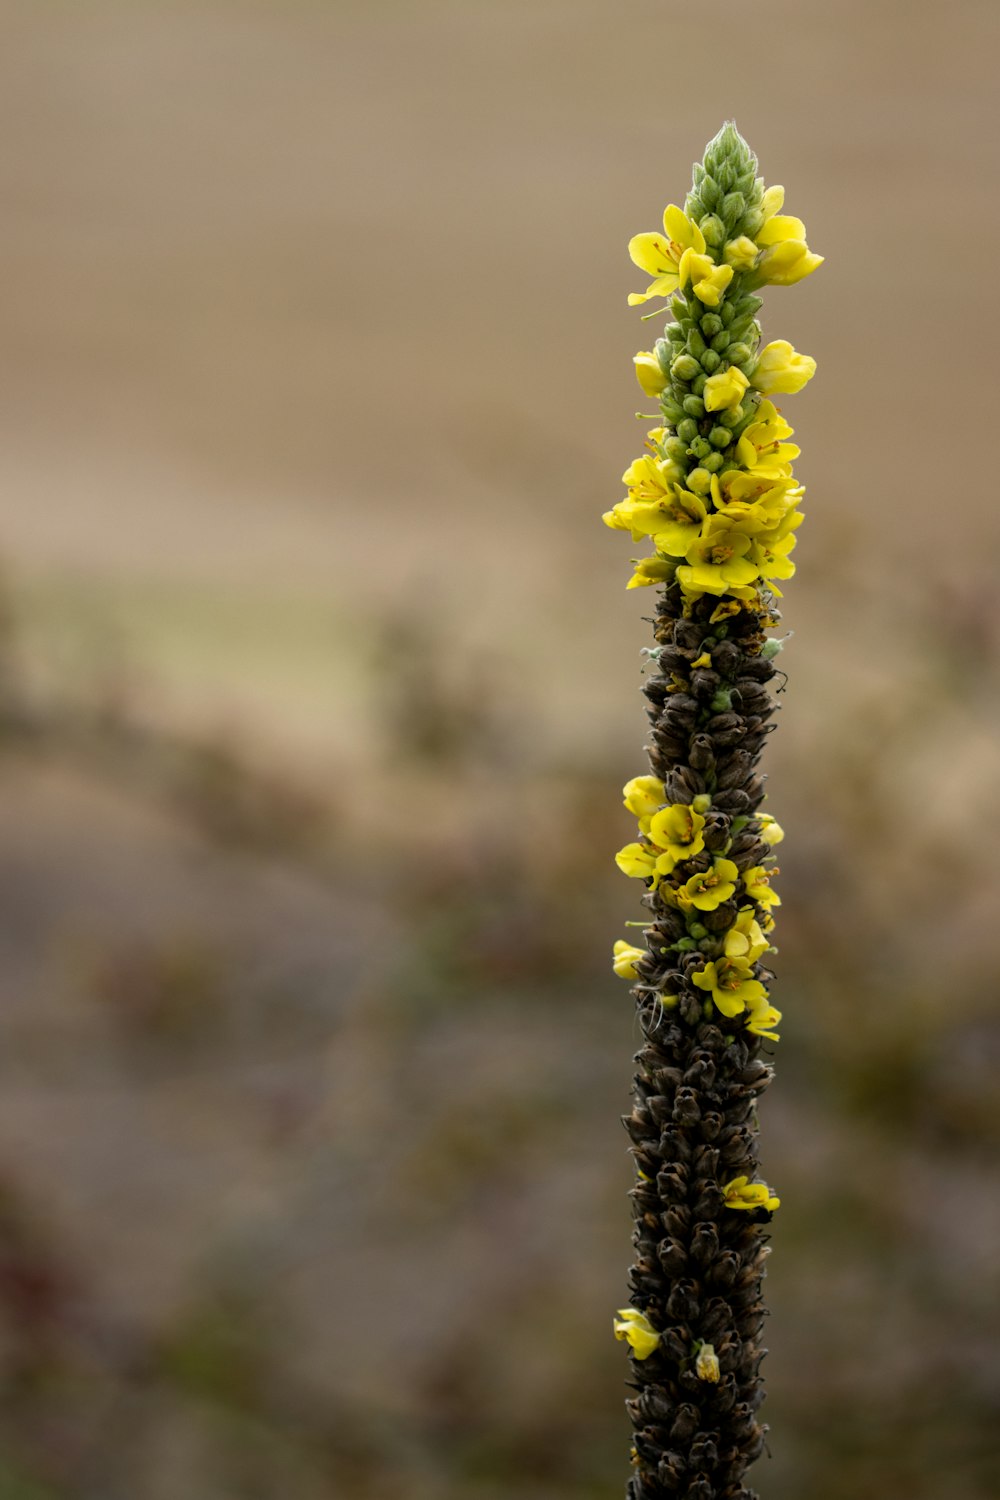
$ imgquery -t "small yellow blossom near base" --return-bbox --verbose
[722,1176,780,1214]
[622,775,665,829]
[612,940,646,979]
[613,1308,661,1360]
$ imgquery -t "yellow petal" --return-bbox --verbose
[663,203,706,256]
[756,214,806,246]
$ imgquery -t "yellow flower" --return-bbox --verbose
[708,599,744,624]
[735,400,799,475]
[722,1176,780,1213]
[752,339,817,396]
[648,803,707,869]
[677,857,739,912]
[603,455,686,541]
[626,556,675,590]
[613,939,646,979]
[752,532,797,591]
[634,350,668,398]
[623,775,665,831]
[613,1307,661,1360]
[723,907,769,963]
[678,250,734,308]
[694,1343,721,1382]
[710,471,800,538]
[758,813,784,847]
[742,865,781,909]
[755,237,824,288]
[703,366,750,413]
[615,842,658,881]
[677,524,760,596]
[745,996,782,1042]
[628,205,706,306]
[723,236,758,271]
[692,954,767,1017]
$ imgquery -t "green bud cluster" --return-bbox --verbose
[646,123,775,478]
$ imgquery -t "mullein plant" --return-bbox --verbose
[606,122,822,1499]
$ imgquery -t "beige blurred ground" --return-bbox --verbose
[0,2,997,1497]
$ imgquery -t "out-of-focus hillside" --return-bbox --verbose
[0,2,997,1497]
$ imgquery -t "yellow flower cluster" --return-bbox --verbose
[612,774,783,1041]
[606,183,821,605]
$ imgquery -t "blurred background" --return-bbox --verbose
[0,1,997,1496]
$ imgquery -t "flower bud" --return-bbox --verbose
[700,313,723,338]
[686,327,707,358]
[709,426,732,449]
[682,395,705,418]
[720,191,745,228]
[670,353,700,382]
[695,1343,721,1383]
[723,235,758,271]
[677,418,699,443]
[687,467,712,496]
[700,350,721,374]
[699,213,725,246]
[710,330,731,353]
[702,452,724,473]
[689,436,712,459]
[725,342,753,366]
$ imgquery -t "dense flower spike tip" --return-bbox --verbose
[607,122,821,1500]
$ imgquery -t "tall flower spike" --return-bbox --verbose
[607,122,822,1499]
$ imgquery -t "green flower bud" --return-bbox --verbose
[710,688,733,712]
[689,436,712,459]
[700,173,721,209]
[700,349,721,374]
[709,425,732,449]
[686,194,706,221]
[689,923,708,941]
[686,327,706,358]
[661,398,685,423]
[654,338,672,375]
[719,301,736,327]
[671,353,700,382]
[702,451,724,473]
[761,637,785,660]
[690,373,707,396]
[700,313,723,338]
[682,394,705,418]
[687,467,712,495]
[666,323,686,345]
[663,436,688,464]
[718,458,738,475]
[719,403,746,428]
[721,191,745,229]
[731,293,764,320]
[726,342,753,365]
[677,417,699,443]
[699,213,725,247]
[710,330,731,353]
[727,314,758,343]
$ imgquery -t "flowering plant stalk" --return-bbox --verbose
[606,122,822,1499]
